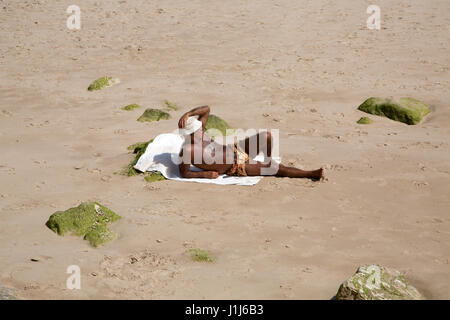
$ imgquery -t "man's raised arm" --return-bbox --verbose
[178,105,210,129]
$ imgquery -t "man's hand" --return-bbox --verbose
[178,112,190,129]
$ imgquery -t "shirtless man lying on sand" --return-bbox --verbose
[178,105,324,180]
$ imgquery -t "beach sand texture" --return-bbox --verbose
[0,0,449,299]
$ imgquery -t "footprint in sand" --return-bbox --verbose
[32,160,48,168]
[413,181,429,188]
[34,181,46,190]
[87,168,102,174]
[101,175,112,182]
[27,120,50,128]
[98,250,180,298]
[23,284,41,291]
[114,129,128,135]
[0,164,16,175]
[1,110,13,117]
[324,164,346,171]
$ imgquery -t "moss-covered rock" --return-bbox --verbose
[87,76,120,91]
[164,100,179,111]
[123,104,142,111]
[137,108,171,122]
[124,140,167,181]
[127,140,151,153]
[357,97,430,125]
[357,116,373,124]
[0,287,18,300]
[124,139,154,176]
[186,249,215,262]
[205,114,234,137]
[45,202,121,247]
[144,171,165,182]
[336,265,424,300]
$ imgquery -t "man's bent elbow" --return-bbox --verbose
[179,164,190,178]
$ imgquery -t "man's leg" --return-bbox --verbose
[242,131,272,158]
[245,162,324,180]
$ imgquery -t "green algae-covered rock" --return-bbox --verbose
[336,265,424,300]
[124,140,166,180]
[357,97,430,125]
[124,139,154,176]
[144,171,165,182]
[186,249,215,262]
[205,114,234,137]
[46,202,121,247]
[137,108,171,122]
[357,116,373,124]
[123,104,142,111]
[87,76,120,91]
[0,287,18,300]
[164,100,179,111]
[127,140,153,153]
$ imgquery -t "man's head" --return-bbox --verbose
[180,116,202,136]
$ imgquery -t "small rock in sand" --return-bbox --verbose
[357,97,430,125]
[0,286,18,300]
[87,76,120,91]
[137,108,171,122]
[45,202,121,247]
[335,264,424,300]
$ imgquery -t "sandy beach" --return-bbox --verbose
[0,0,449,299]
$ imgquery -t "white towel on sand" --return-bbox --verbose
[134,133,279,186]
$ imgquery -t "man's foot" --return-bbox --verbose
[311,168,325,181]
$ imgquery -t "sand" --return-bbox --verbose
[0,0,449,299]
